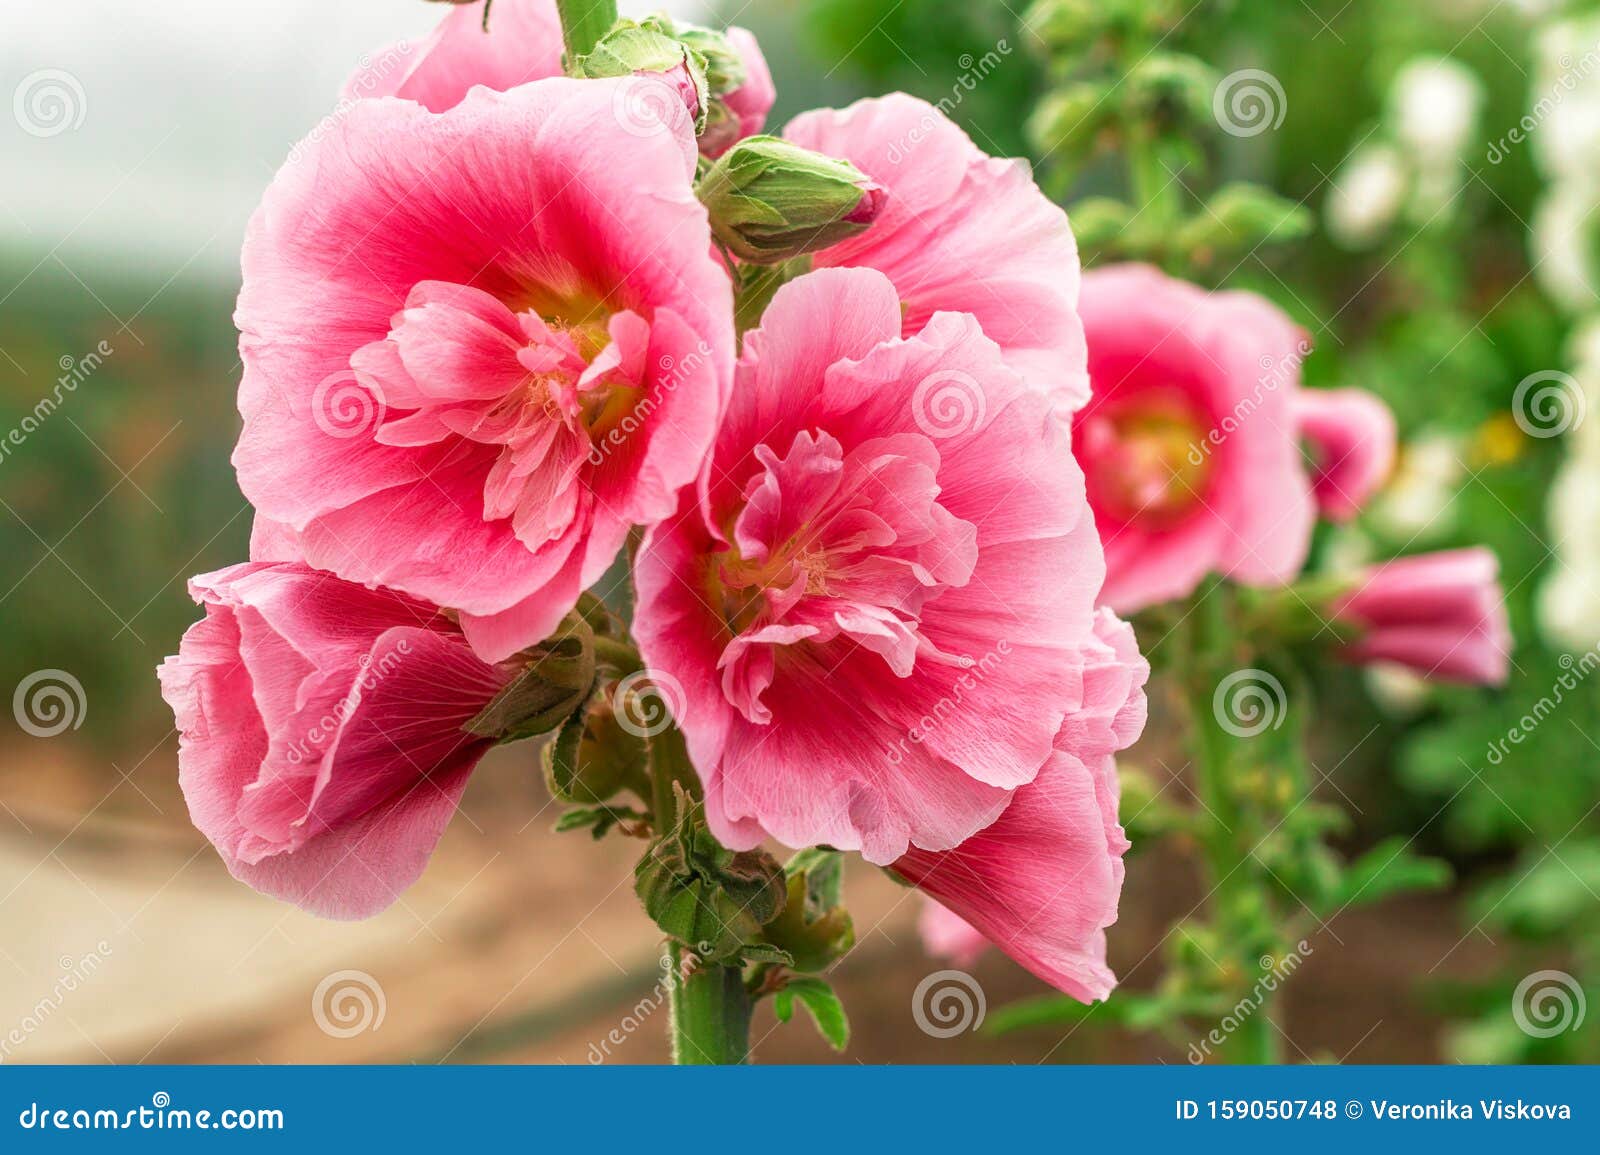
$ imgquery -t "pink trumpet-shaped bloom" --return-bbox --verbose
[1334,548,1511,685]
[158,563,521,919]
[1074,264,1320,613]
[233,80,731,663]
[344,0,564,113]
[898,611,1148,1002]
[1295,388,1396,521]
[784,96,1089,412]
[634,266,1114,865]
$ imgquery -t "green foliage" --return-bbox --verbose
[773,976,851,1051]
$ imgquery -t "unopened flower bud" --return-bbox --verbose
[572,20,708,134]
[699,136,887,264]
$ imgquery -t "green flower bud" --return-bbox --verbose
[462,614,595,743]
[699,136,887,264]
[571,20,708,135]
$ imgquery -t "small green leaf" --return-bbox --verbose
[776,977,850,1051]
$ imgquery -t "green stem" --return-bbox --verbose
[592,633,644,678]
[1183,582,1282,1066]
[668,943,752,1064]
[554,0,618,66]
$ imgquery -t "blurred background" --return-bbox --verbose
[2,0,1597,1064]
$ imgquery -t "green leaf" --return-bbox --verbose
[774,977,850,1051]
[1324,837,1452,912]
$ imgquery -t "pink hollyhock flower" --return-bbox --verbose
[633,266,1110,864]
[234,80,731,663]
[344,0,563,113]
[1295,388,1397,521]
[897,610,1148,1001]
[699,28,776,157]
[1334,547,1511,684]
[918,901,989,969]
[783,95,1089,411]
[158,563,523,919]
[1074,264,1321,612]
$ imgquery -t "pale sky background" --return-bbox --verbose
[1,0,709,280]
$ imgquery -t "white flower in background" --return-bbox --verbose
[1392,57,1483,168]
[1370,431,1467,539]
[1327,144,1408,248]
[1532,14,1600,181]
[1540,319,1600,648]
[1531,179,1600,314]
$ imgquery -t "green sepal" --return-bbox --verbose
[759,850,855,972]
[543,691,651,807]
[773,976,850,1052]
[463,613,595,743]
[571,20,709,134]
[634,784,788,963]
[1025,82,1113,162]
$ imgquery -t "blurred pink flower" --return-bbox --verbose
[1295,387,1397,521]
[233,80,731,663]
[918,901,989,969]
[1335,548,1511,685]
[634,266,1112,865]
[158,563,520,919]
[344,0,563,112]
[897,611,1147,1002]
[1074,264,1319,612]
[784,95,1089,412]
